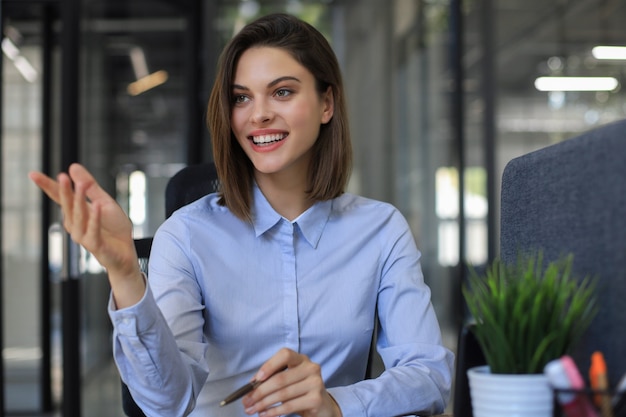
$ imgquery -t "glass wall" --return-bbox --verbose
[333,1,463,349]
[467,0,626,228]
[2,9,46,412]
[81,0,196,237]
[2,0,205,414]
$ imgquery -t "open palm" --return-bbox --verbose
[29,163,138,279]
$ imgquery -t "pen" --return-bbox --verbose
[590,351,614,417]
[219,379,264,407]
[219,366,288,407]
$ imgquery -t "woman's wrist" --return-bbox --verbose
[110,268,146,309]
[327,391,343,417]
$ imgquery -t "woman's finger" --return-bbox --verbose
[28,171,62,205]
[246,371,328,417]
[87,200,102,250]
[244,350,332,417]
[57,173,80,233]
[57,173,76,232]
[71,178,89,241]
[69,163,115,206]
[254,347,299,382]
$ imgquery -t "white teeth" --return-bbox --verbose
[251,133,286,145]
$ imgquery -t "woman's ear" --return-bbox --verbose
[320,86,334,124]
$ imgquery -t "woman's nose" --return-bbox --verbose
[250,100,273,124]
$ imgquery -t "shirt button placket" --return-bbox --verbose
[278,219,300,351]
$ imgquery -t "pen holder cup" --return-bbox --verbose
[553,388,626,417]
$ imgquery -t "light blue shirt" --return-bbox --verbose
[109,184,454,417]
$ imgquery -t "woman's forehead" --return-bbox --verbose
[232,47,312,84]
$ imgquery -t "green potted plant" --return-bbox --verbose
[462,252,598,417]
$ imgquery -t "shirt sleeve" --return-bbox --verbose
[108,227,210,416]
[328,209,454,417]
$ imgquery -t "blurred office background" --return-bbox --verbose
[1,0,625,415]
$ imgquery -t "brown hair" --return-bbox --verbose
[206,13,352,222]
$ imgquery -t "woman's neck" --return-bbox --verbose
[255,172,313,221]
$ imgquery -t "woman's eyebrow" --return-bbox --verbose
[231,76,302,91]
[267,76,301,88]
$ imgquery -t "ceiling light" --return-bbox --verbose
[127,70,169,96]
[13,56,38,83]
[2,37,19,60]
[592,46,626,60]
[534,76,619,92]
[2,37,38,82]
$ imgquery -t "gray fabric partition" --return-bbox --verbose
[500,118,626,386]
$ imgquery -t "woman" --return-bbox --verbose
[30,13,453,417]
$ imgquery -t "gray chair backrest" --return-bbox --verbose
[500,118,626,386]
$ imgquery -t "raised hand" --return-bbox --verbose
[29,163,145,308]
[242,348,342,417]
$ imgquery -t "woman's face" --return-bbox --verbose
[230,46,334,181]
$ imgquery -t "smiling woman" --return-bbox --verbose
[28,13,454,417]
[208,14,352,224]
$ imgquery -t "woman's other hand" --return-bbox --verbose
[242,348,342,417]
[29,163,145,308]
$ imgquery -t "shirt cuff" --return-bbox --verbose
[327,386,366,417]
[107,275,159,336]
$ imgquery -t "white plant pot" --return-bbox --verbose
[467,365,553,417]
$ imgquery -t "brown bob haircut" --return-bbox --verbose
[207,13,352,222]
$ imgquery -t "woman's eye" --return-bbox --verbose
[275,88,292,98]
[233,94,248,104]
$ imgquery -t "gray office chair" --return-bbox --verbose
[500,118,626,386]
[123,162,220,417]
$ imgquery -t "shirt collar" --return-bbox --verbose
[251,183,332,248]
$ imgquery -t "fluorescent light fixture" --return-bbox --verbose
[14,56,38,82]
[2,37,38,82]
[127,70,169,96]
[2,37,19,60]
[592,46,626,60]
[534,76,619,92]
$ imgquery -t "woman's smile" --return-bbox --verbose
[248,129,289,148]
[250,133,288,145]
